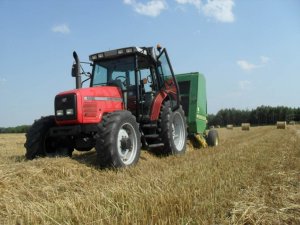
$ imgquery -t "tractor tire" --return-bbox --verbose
[206,129,219,147]
[24,116,73,159]
[159,101,187,155]
[96,111,141,168]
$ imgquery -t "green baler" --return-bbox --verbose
[176,72,219,147]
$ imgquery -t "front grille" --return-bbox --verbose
[83,102,97,118]
[55,94,77,121]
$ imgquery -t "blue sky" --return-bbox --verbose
[0,0,299,127]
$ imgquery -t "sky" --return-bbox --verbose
[0,0,299,127]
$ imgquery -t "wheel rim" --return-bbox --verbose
[215,137,219,146]
[117,122,138,165]
[172,112,186,151]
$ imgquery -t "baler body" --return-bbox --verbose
[176,72,207,134]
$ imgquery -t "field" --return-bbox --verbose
[0,126,299,224]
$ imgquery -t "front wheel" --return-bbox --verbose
[24,116,73,159]
[96,111,141,168]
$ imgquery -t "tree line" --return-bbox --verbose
[0,125,30,134]
[207,105,300,127]
[0,105,299,133]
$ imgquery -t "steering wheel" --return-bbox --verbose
[114,76,126,86]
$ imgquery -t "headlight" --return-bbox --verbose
[125,48,133,53]
[97,53,104,58]
[56,110,64,116]
[117,49,124,54]
[66,108,74,115]
[91,55,97,60]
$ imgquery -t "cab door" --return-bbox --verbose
[157,48,180,110]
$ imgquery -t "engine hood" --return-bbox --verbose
[57,86,123,99]
[55,86,124,125]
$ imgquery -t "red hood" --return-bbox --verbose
[57,86,122,98]
[55,86,124,125]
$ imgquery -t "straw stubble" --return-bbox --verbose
[0,125,299,224]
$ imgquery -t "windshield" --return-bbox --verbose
[91,56,136,89]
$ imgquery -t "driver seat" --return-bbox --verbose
[107,79,124,90]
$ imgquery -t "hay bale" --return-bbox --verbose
[216,125,221,128]
[289,121,295,125]
[210,125,215,129]
[276,121,286,129]
[226,124,233,130]
[241,123,250,131]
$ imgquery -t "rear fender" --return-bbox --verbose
[150,91,170,121]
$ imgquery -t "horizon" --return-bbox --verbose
[1,104,299,128]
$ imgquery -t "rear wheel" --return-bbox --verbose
[96,111,141,168]
[24,116,73,159]
[206,129,219,147]
[159,101,187,155]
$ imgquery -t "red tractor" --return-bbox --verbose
[25,45,187,167]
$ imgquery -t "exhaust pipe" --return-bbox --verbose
[72,51,81,89]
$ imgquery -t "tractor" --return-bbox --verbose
[24,45,188,167]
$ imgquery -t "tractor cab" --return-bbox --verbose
[87,46,180,122]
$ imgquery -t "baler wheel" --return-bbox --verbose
[206,129,219,147]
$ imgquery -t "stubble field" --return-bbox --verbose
[0,125,299,224]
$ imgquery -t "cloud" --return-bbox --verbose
[238,80,252,91]
[260,56,270,64]
[175,0,201,9]
[51,24,70,34]
[237,56,271,72]
[124,0,167,17]
[124,0,235,22]
[202,0,235,23]
[237,60,259,71]
[175,0,235,23]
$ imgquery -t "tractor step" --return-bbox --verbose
[148,143,164,148]
[142,123,157,129]
[144,134,160,139]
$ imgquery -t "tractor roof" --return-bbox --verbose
[89,47,150,62]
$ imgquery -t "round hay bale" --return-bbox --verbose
[209,125,215,129]
[216,125,221,128]
[241,123,250,131]
[276,121,286,129]
[226,124,233,130]
[289,121,295,125]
